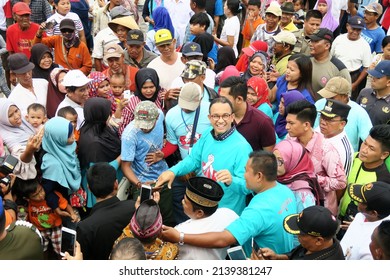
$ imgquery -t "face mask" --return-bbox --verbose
[63,32,75,41]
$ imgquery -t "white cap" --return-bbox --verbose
[62,70,92,87]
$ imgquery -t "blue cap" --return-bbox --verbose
[367,60,390,78]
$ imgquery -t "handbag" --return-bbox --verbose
[117,176,131,201]
[70,187,87,208]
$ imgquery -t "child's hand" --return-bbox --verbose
[70,213,80,223]
[55,207,71,218]
[118,98,129,110]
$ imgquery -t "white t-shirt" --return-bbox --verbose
[8,79,48,116]
[220,16,240,58]
[331,0,348,22]
[170,68,216,89]
[56,95,84,130]
[175,208,239,260]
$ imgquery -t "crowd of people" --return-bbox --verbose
[0,0,390,261]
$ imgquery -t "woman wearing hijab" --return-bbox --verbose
[274,90,306,142]
[88,71,117,114]
[30,43,59,81]
[241,51,268,82]
[273,139,320,212]
[146,6,176,54]
[246,76,273,119]
[315,0,339,36]
[41,116,81,217]
[119,68,164,136]
[215,65,241,92]
[0,99,41,180]
[78,98,122,207]
[46,68,69,119]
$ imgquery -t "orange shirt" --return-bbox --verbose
[241,17,264,48]
[103,65,138,93]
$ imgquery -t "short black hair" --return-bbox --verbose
[189,12,210,30]
[86,163,117,198]
[249,150,277,181]
[27,103,46,115]
[57,106,77,118]
[369,124,390,153]
[382,36,390,48]
[110,238,146,260]
[17,179,40,199]
[220,76,247,101]
[377,220,390,259]
[286,100,317,128]
[209,96,234,113]
[248,0,260,8]
[226,0,241,16]
[305,9,323,21]
[191,0,206,9]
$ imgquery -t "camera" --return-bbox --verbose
[0,155,18,197]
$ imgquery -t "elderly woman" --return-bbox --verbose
[30,43,59,81]
[34,18,92,75]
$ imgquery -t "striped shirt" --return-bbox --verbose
[325,131,354,177]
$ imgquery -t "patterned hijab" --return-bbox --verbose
[88,71,117,114]
[46,68,69,119]
[247,76,271,108]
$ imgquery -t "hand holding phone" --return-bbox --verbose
[227,245,247,260]
[60,227,77,257]
[140,184,152,203]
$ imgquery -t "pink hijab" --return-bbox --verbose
[87,71,117,114]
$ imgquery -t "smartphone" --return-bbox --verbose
[227,245,247,260]
[60,227,77,257]
[253,239,260,253]
[140,184,152,203]
[123,90,132,100]
[45,19,56,30]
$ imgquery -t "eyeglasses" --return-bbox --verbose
[319,115,344,124]
[276,158,284,166]
[210,113,232,121]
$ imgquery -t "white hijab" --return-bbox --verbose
[0,99,36,151]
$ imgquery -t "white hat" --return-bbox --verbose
[62,70,92,87]
[273,31,297,46]
[178,82,202,111]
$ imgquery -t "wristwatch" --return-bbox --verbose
[179,232,185,245]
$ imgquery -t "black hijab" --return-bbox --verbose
[30,43,58,81]
[78,98,121,169]
[214,46,236,74]
[134,68,161,102]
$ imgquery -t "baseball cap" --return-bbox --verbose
[103,43,124,60]
[186,177,224,208]
[308,28,334,42]
[134,101,159,130]
[62,69,92,87]
[180,60,207,79]
[367,60,390,78]
[280,2,295,14]
[178,82,202,111]
[110,5,132,19]
[265,3,282,17]
[59,18,75,31]
[362,3,383,16]
[273,31,297,46]
[318,77,352,98]
[349,182,390,217]
[127,29,144,45]
[284,205,339,238]
[8,53,35,74]
[130,199,162,241]
[181,42,203,57]
[155,29,173,46]
[12,2,31,15]
[320,99,351,120]
[348,16,365,29]
[242,40,268,57]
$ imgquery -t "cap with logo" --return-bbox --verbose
[110,6,132,19]
[180,60,207,79]
[12,2,31,15]
[178,82,202,111]
[186,177,224,208]
[318,77,352,98]
[182,42,203,57]
[127,29,145,45]
[134,101,159,130]
[283,205,339,238]
[130,199,162,241]
[265,2,282,17]
[367,60,390,79]
[59,18,75,31]
[362,3,383,16]
[155,29,173,46]
[320,99,351,120]
[62,69,92,87]
[348,16,365,29]
[280,2,295,14]
[308,28,334,42]
[8,53,35,74]
[348,181,390,217]
[273,31,297,46]
[103,43,124,60]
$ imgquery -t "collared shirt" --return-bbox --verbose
[281,20,298,32]
[124,48,158,69]
[357,88,390,126]
[292,29,311,56]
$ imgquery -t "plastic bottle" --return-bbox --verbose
[17,206,28,221]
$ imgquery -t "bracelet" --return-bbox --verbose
[179,232,185,245]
